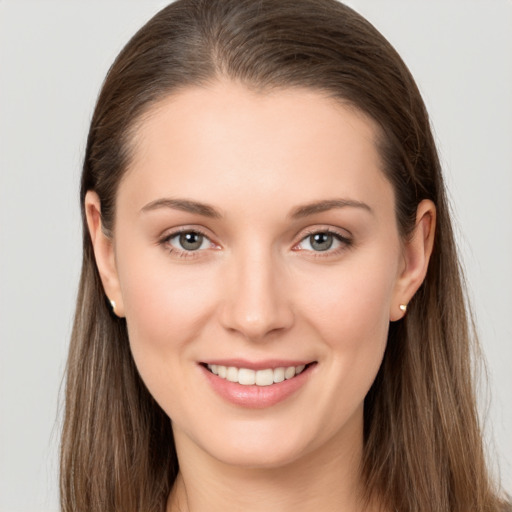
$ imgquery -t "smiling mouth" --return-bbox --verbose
[203,363,315,386]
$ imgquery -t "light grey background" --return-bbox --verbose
[0,1,510,511]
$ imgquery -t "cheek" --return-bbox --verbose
[294,262,394,433]
[116,247,218,377]
[294,251,398,403]
[124,271,212,344]
[117,256,224,423]
[297,254,398,343]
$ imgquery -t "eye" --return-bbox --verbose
[295,229,351,253]
[165,230,212,253]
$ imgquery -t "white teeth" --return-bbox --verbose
[226,366,238,382]
[255,369,274,386]
[284,366,296,379]
[206,363,308,386]
[238,368,256,385]
[273,367,285,383]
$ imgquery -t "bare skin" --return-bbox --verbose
[86,81,435,512]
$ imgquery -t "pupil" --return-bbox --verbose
[180,232,203,250]
[311,233,333,251]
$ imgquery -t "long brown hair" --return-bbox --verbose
[60,1,508,511]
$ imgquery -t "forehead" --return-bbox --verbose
[120,80,393,216]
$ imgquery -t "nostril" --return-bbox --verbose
[218,266,295,340]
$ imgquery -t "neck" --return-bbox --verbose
[167,408,380,512]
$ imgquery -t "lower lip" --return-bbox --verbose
[200,364,315,409]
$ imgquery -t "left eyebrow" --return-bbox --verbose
[289,198,373,219]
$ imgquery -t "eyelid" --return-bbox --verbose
[158,225,353,259]
[293,226,353,255]
[159,226,219,258]
[296,225,352,242]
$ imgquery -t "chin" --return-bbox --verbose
[209,442,309,470]
[179,418,330,471]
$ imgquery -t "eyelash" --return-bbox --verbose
[160,227,214,259]
[159,227,353,259]
[295,228,353,258]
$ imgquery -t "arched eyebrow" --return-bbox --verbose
[140,198,222,218]
[140,197,372,219]
[288,199,373,219]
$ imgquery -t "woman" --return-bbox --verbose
[60,0,510,511]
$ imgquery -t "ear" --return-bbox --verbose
[390,199,436,321]
[84,191,125,317]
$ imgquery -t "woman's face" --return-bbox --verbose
[89,81,427,468]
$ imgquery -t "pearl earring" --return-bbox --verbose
[110,299,116,313]
[399,303,407,313]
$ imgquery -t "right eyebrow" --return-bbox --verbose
[140,198,223,219]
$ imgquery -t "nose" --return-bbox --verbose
[219,245,294,342]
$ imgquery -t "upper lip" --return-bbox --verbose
[200,359,315,371]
